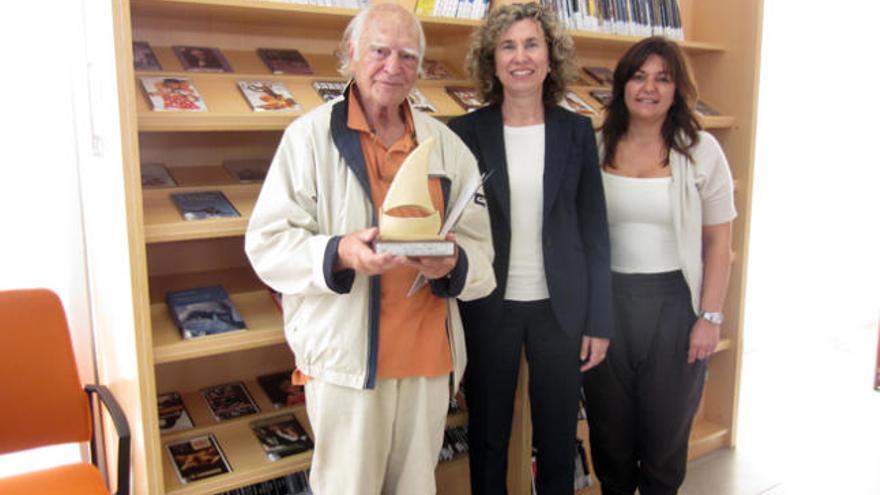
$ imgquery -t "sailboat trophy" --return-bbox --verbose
[373,137,455,257]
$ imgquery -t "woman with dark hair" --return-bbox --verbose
[448,3,613,493]
[582,36,737,495]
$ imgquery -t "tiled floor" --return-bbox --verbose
[679,321,880,495]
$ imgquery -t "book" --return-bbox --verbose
[250,413,313,461]
[312,80,346,102]
[139,76,207,112]
[174,45,233,73]
[560,91,597,115]
[166,285,246,339]
[157,392,194,433]
[141,162,177,188]
[167,434,231,484]
[445,86,484,112]
[407,87,437,113]
[589,89,613,107]
[695,99,721,117]
[133,41,162,71]
[201,381,260,421]
[171,191,240,220]
[583,66,614,86]
[257,48,313,75]
[257,370,305,409]
[420,58,456,80]
[237,80,302,112]
[223,158,270,183]
[216,471,312,495]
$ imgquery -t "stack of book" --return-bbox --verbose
[543,0,684,40]
[415,0,491,20]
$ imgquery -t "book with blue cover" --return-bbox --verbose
[166,285,246,339]
[171,191,240,221]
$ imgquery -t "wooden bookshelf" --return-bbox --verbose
[92,0,762,493]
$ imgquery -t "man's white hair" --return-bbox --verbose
[338,3,426,78]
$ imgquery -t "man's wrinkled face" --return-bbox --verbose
[350,14,420,111]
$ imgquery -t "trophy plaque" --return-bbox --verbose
[373,137,455,257]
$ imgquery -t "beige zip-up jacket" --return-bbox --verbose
[245,90,495,391]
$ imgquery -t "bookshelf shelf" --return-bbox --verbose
[152,290,284,364]
[95,0,762,493]
[143,183,259,243]
[161,408,314,495]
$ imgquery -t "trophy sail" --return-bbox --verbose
[379,137,442,241]
[375,136,453,256]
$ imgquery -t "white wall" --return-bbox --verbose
[0,0,115,476]
[744,0,880,491]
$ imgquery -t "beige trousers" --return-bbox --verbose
[304,374,450,495]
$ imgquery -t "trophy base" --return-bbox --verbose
[374,240,455,257]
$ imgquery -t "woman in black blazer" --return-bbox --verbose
[448,3,613,494]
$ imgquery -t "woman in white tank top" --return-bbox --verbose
[582,37,737,495]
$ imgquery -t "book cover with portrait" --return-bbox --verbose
[237,80,302,112]
[139,76,207,112]
[174,45,233,73]
[250,413,313,461]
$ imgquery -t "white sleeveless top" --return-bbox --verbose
[601,170,681,273]
[503,124,550,301]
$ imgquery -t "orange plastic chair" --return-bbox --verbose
[0,289,130,495]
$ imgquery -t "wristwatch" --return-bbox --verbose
[700,311,724,325]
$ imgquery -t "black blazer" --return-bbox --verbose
[449,104,613,339]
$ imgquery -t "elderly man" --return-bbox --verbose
[244,3,495,494]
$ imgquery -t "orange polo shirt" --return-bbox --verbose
[348,90,452,379]
[292,91,453,385]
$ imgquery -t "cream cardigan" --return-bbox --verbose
[599,130,737,313]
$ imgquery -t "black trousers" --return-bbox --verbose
[582,271,707,495]
[465,299,582,495]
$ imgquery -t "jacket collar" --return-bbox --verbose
[474,104,573,224]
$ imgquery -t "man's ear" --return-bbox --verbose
[347,41,356,65]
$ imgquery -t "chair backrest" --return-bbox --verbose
[0,289,92,454]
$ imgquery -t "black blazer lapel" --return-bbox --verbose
[474,105,511,225]
[542,105,572,222]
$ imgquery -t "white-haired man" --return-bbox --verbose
[245,3,495,494]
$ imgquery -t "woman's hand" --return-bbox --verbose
[580,336,609,371]
[687,318,720,363]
